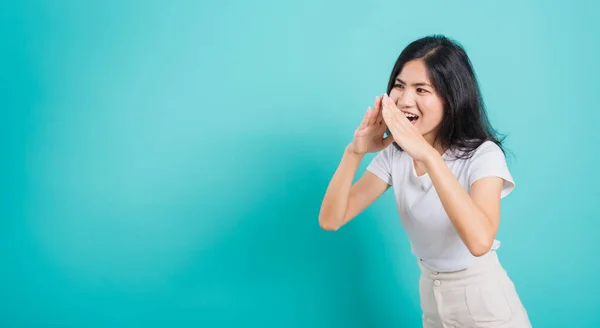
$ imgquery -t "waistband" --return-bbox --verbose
[418,251,507,284]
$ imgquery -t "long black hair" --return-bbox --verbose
[386,35,506,159]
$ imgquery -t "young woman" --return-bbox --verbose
[318,35,532,328]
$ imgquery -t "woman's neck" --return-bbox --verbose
[425,135,446,156]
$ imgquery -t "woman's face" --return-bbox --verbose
[389,59,445,144]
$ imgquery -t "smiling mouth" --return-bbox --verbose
[402,112,419,123]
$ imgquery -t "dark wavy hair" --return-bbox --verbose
[385,35,506,159]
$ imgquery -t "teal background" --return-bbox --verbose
[2,0,599,327]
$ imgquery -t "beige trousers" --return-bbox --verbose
[418,251,532,328]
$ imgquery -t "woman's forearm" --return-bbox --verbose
[423,149,495,256]
[318,144,365,230]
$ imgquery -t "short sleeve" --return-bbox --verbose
[366,144,394,185]
[467,141,515,198]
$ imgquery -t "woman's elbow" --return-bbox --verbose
[467,237,494,257]
[319,221,340,231]
[318,215,342,231]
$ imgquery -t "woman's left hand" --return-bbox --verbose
[381,93,434,162]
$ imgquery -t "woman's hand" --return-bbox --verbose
[381,93,434,161]
[348,95,394,155]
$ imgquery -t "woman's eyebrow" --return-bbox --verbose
[396,78,433,88]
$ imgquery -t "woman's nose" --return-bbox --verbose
[397,90,416,108]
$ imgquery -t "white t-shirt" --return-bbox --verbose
[366,140,515,272]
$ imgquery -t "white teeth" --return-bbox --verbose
[403,112,418,118]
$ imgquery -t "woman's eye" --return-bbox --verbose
[394,83,404,89]
[417,88,428,93]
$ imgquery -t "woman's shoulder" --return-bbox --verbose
[472,140,505,157]
[447,139,505,162]
[460,140,515,197]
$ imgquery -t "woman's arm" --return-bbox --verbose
[318,144,390,231]
[320,94,394,231]
[423,150,504,256]
[380,93,505,256]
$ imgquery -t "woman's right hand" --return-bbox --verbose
[348,95,394,155]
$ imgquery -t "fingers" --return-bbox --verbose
[381,94,394,124]
[361,94,392,130]
[381,109,393,133]
[381,95,407,137]
[368,97,378,126]
[358,107,371,129]
[367,107,376,125]
[374,95,381,113]
[369,96,381,125]
[382,93,396,113]
[382,94,409,127]
[374,95,384,124]
[366,95,383,127]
